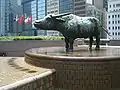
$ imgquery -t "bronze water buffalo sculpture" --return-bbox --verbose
[34,13,109,52]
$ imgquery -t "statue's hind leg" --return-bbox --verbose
[69,38,74,52]
[95,35,100,50]
[89,36,93,51]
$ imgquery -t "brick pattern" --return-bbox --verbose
[25,54,120,90]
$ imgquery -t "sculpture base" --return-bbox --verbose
[25,45,120,90]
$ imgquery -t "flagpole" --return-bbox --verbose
[16,14,18,36]
[17,18,18,36]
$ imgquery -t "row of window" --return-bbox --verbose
[111,38,120,40]
[75,0,84,2]
[108,26,120,30]
[112,32,120,35]
[109,9,120,12]
[109,3,120,8]
[75,6,85,10]
[108,20,120,24]
[47,10,58,14]
[47,2,58,6]
[74,2,85,6]
[108,14,120,18]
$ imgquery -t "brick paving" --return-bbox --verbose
[0,57,49,86]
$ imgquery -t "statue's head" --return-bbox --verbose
[34,13,71,30]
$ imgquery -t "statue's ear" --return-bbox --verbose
[56,18,65,22]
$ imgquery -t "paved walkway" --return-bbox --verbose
[0,57,49,86]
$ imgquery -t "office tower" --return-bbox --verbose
[92,0,108,10]
[0,0,22,36]
[0,0,11,36]
[74,0,86,16]
[59,0,74,14]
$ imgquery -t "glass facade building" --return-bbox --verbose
[22,0,46,35]
[59,0,74,13]
[37,0,46,19]
[37,0,46,35]
[0,0,5,36]
[22,0,35,35]
[0,0,11,36]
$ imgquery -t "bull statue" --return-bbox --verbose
[34,13,109,52]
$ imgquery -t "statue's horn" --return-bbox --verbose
[52,13,72,18]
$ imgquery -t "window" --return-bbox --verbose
[115,27,117,30]
[118,20,120,23]
[110,5,111,8]
[112,15,114,18]
[108,15,110,18]
[109,27,110,30]
[118,32,120,35]
[115,32,117,35]
[112,27,114,30]
[118,26,120,30]
[118,14,120,18]
[108,21,110,24]
[113,4,115,7]
[112,21,114,24]
[113,32,114,35]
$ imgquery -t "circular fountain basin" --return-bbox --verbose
[25,45,120,90]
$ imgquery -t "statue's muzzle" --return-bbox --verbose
[34,20,42,28]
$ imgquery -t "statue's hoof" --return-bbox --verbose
[66,49,73,52]
[95,47,100,51]
[66,49,69,52]
[69,49,73,52]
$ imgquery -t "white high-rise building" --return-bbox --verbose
[107,0,120,40]
[46,0,60,36]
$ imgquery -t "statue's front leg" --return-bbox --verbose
[65,38,69,52]
[69,38,74,52]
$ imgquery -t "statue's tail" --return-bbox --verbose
[102,27,112,37]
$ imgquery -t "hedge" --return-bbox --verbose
[0,36,64,41]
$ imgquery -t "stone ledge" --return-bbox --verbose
[0,69,55,90]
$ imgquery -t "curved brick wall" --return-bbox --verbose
[0,70,56,90]
[25,46,120,90]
